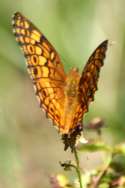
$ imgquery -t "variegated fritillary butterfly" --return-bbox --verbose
[12,12,108,135]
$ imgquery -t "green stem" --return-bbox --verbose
[73,147,83,188]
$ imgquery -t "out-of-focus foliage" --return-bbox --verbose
[0,0,125,188]
[51,139,125,188]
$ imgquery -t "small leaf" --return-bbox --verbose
[77,141,111,152]
[59,161,74,171]
[113,143,125,155]
[98,182,109,188]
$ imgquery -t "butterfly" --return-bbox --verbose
[12,12,108,135]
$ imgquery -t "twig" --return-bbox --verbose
[73,147,83,188]
[91,154,113,188]
[92,167,108,188]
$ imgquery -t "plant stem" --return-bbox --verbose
[73,147,83,188]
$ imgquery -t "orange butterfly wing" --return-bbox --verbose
[77,40,108,121]
[12,12,108,135]
[12,12,66,128]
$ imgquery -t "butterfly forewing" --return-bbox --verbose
[78,40,108,115]
[12,12,66,128]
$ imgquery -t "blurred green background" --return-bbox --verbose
[0,0,125,187]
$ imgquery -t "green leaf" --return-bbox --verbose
[113,143,125,155]
[77,141,111,152]
[98,182,109,188]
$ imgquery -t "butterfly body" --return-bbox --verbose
[12,12,108,135]
[59,68,81,134]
